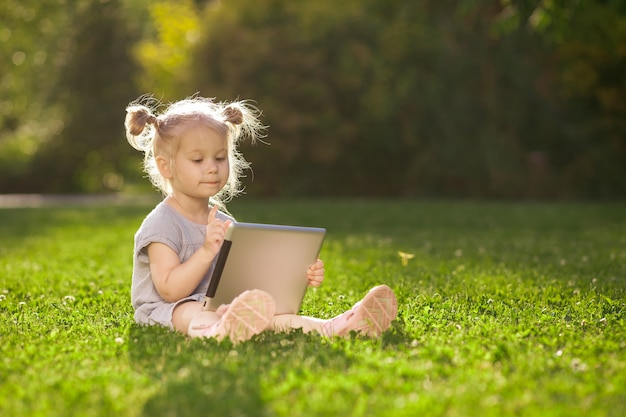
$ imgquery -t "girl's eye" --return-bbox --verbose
[216,157,226,162]
[192,159,203,163]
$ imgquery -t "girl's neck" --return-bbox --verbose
[166,194,211,225]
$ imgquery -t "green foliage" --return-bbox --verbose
[29,0,142,193]
[0,200,625,416]
[0,0,625,198]
[190,0,625,198]
[0,0,76,184]
[0,0,144,193]
[491,0,626,198]
[134,0,201,100]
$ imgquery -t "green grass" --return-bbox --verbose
[1,199,624,417]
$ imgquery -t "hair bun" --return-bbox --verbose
[223,106,243,125]
[125,105,157,136]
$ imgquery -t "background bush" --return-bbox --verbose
[1,0,624,198]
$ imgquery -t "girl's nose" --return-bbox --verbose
[206,160,218,173]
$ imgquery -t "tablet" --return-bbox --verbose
[202,222,326,315]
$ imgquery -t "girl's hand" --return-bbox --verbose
[204,205,232,256]
[307,259,325,287]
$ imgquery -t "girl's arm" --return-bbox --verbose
[148,206,231,302]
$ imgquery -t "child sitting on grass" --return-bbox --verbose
[124,95,398,343]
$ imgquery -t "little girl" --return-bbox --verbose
[125,95,398,343]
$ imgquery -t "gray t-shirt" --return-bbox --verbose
[131,201,234,329]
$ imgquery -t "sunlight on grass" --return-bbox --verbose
[1,200,624,416]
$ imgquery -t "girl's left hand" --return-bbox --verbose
[307,259,325,287]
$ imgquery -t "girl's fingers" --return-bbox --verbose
[309,259,324,271]
[207,205,218,223]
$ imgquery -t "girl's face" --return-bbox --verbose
[163,124,229,199]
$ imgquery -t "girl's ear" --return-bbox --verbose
[156,155,172,179]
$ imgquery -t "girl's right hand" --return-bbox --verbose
[204,205,232,256]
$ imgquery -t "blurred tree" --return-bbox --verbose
[0,0,75,190]
[189,0,575,197]
[492,0,626,197]
[0,0,149,193]
[191,0,369,195]
[133,0,201,101]
[1,0,623,198]
[24,0,141,193]
[553,3,626,198]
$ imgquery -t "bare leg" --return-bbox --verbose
[176,290,276,343]
[272,285,398,338]
[270,314,328,335]
[173,286,397,340]
[172,301,220,335]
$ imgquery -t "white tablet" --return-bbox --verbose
[202,222,326,315]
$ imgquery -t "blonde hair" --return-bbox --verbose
[124,96,265,205]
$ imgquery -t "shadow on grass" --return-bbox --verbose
[128,324,271,416]
[128,321,409,417]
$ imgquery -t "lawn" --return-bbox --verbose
[0,199,624,417]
